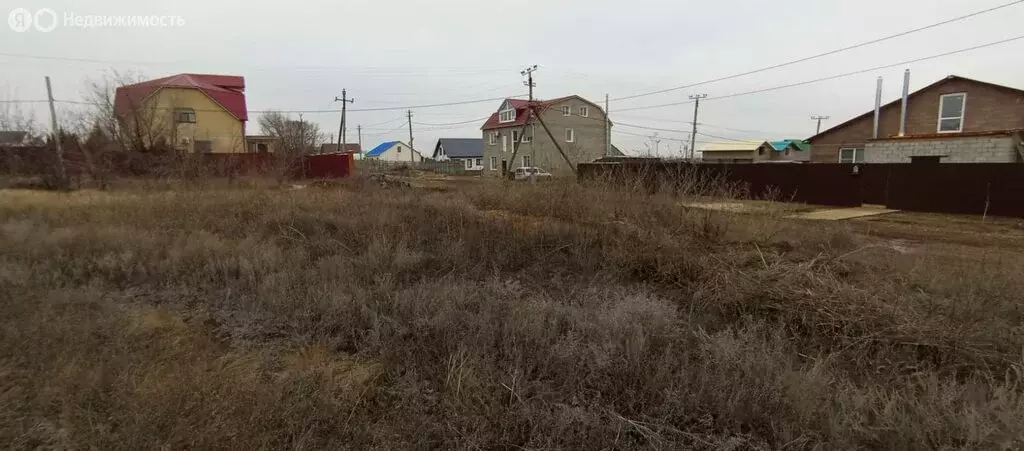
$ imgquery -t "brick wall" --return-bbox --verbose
[865,135,1018,163]
[810,77,1024,163]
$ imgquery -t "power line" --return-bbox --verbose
[610,0,1024,102]
[47,94,521,114]
[412,116,491,126]
[614,34,1024,113]
[695,131,761,143]
[0,51,518,73]
[708,34,1024,102]
[361,115,408,127]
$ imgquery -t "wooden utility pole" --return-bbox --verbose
[811,115,830,135]
[45,76,67,189]
[334,90,354,151]
[605,93,611,157]
[521,65,538,101]
[532,105,575,175]
[357,125,363,154]
[407,110,414,162]
[688,94,707,160]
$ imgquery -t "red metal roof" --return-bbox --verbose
[114,73,248,121]
[480,96,574,130]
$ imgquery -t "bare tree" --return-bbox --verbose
[0,97,42,142]
[258,111,325,154]
[82,70,170,154]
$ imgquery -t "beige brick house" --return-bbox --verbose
[806,75,1024,164]
[480,96,620,176]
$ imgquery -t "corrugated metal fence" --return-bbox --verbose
[578,162,1024,218]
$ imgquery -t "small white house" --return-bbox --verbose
[432,138,484,170]
[365,141,425,162]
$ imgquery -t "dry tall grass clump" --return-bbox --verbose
[1,178,1023,449]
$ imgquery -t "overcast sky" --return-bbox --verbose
[3,0,1023,157]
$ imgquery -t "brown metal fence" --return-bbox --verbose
[578,162,1024,218]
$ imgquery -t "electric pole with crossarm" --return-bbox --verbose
[688,94,707,160]
[811,115,830,135]
[334,90,354,151]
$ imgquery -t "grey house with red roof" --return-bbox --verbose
[480,96,620,176]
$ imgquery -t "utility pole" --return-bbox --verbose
[357,125,363,153]
[334,90,354,152]
[521,65,538,101]
[407,110,414,163]
[44,76,67,189]
[605,93,611,158]
[688,94,707,160]
[298,113,305,154]
[811,115,830,135]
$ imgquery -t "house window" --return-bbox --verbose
[579,106,589,117]
[512,130,520,142]
[174,108,196,123]
[489,132,497,145]
[561,105,571,116]
[499,104,516,123]
[938,93,966,133]
[439,145,445,156]
[565,128,575,143]
[522,132,532,143]
[522,155,531,167]
[489,156,497,170]
[465,159,472,170]
[475,158,482,167]
[839,148,865,163]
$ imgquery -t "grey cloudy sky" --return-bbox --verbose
[3,0,1023,157]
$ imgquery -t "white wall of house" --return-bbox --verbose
[374,143,424,162]
[454,157,484,171]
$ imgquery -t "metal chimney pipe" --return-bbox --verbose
[873,77,883,139]
[899,69,910,137]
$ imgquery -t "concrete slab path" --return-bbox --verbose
[791,206,899,221]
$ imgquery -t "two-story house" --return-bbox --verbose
[807,75,1024,164]
[114,73,247,154]
[480,96,618,176]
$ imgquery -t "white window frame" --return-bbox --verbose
[499,104,516,123]
[561,105,571,116]
[565,128,575,143]
[475,158,482,167]
[522,155,531,168]
[838,147,864,163]
[464,159,472,170]
[522,133,532,143]
[488,132,497,145]
[511,130,520,142]
[937,92,966,133]
[579,106,589,117]
[489,156,497,170]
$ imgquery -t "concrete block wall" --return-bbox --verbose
[864,136,1017,163]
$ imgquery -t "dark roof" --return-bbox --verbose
[481,95,606,131]
[807,75,1024,143]
[366,141,400,157]
[114,73,247,121]
[0,131,29,144]
[319,143,361,154]
[434,138,483,158]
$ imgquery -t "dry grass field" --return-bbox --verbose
[1,176,1023,449]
